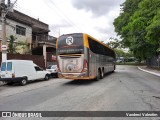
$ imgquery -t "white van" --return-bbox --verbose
[0,60,51,86]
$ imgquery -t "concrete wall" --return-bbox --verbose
[6,19,32,43]
[7,10,49,33]
[0,18,32,53]
[0,52,45,69]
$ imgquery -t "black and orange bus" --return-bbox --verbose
[56,33,116,80]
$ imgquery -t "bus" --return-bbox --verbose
[56,33,116,80]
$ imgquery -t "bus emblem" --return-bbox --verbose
[66,36,74,45]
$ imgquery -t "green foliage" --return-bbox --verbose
[113,0,160,61]
[8,35,17,54]
[17,40,29,54]
[7,35,29,54]
[107,38,133,61]
[107,38,123,49]
[114,49,125,56]
[114,49,133,58]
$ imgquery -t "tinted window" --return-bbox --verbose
[88,37,115,58]
[57,33,84,54]
[7,62,12,71]
[47,66,52,69]
[1,62,6,71]
[51,66,57,69]
[35,66,43,71]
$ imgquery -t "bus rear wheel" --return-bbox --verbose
[100,69,104,79]
[94,69,101,81]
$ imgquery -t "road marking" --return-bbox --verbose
[138,67,160,77]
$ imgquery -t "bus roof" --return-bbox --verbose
[58,33,115,53]
[83,33,114,52]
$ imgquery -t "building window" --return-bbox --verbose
[16,25,26,36]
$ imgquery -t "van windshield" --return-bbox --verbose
[1,62,6,71]
[7,62,12,71]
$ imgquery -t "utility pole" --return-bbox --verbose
[0,0,15,62]
[1,0,7,62]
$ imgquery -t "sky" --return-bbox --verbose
[11,0,125,43]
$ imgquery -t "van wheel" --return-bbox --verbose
[20,78,27,86]
[44,74,50,80]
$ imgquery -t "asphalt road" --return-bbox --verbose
[0,65,160,120]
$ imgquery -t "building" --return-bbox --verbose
[0,10,57,67]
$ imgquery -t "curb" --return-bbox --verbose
[138,67,160,77]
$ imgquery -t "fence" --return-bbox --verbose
[0,52,45,69]
[147,55,160,68]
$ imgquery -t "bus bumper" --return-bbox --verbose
[58,72,94,80]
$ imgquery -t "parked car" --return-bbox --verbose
[46,65,58,77]
[116,59,123,63]
[0,60,51,86]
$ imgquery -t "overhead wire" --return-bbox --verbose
[11,1,60,37]
[47,0,83,33]
[11,0,106,41]
[46,0,107,41]
[43,0,82,32]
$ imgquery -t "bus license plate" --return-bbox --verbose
[66,74,74,77]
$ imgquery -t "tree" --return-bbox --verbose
[114,0,141,47]
[107,38,133,63]
[145,0,160,53]
[17,40,29,54]
[7,35,17,54]
[113,0,160,62]
[107,38,123,49]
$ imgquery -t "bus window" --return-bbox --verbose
[57,33,84,55]
[88,37,115,58]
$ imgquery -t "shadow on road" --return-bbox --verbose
[63,72,115,86]
[4,79,51,87]
[63,80,96,86]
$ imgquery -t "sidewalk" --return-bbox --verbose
[138,66,160,77]
[0,81,5,86]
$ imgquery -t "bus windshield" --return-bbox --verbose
[57,33,84,55]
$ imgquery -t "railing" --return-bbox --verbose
[32,34,57,46]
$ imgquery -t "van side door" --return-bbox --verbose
[34,66,45,79]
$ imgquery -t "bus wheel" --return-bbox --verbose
[112,65,116,73]
[94,69,101,81]
[100,69,104,79]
